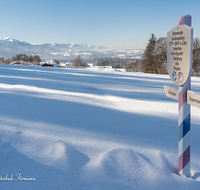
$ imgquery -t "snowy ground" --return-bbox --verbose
[0,64,200,189]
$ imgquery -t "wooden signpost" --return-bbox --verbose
[164,14,200,177]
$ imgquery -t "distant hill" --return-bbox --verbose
[0,37,144,61]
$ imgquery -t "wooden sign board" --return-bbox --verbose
[167,25,193,86]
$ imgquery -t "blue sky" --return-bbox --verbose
[1,0,200,50]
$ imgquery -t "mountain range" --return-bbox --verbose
[0,37,144,61]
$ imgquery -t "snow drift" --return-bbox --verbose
[0,64,200,189]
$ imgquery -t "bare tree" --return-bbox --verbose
[4,58,11,64]
[98,58,104,70]
[53,59,60,65]
[125,62,141,72]
[73,55,87,68]
[32,54,41,64]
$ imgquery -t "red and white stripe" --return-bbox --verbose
[178,79,191,176]
[178,14,191,177]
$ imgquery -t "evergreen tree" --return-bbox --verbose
[142,33,157,73]
[153,37,167,74]
[0,57,4,63]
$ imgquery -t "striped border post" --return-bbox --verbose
[178,14,191,177]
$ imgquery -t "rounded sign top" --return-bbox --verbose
[167,25,193,86]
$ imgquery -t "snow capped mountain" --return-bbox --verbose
[0,37,144,61]
[0,37,31,45]
[2,37,14,42]
[0,37,19,45]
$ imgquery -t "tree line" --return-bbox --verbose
[0,54,41,65]
[138,33,200,76]
[2,38,200,76]
[72,55,140,69]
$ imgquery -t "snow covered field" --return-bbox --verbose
[0,64,200,189]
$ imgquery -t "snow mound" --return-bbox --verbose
[33,142,90,170]
[81,148,199,190]
[81,148,179,190]
[101,149,158,180]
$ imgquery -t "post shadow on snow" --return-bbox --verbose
[191,172,200,180]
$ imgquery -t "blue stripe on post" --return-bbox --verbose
[178,114,190,142]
